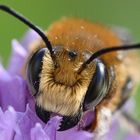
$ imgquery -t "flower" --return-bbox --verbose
[0,30,140,140]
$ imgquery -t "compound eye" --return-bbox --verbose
[27,48,47,96]
[83,61,109,111]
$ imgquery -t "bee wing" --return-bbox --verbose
[115,77,134,111]
[110,26,134,45]
[111,26,140,82]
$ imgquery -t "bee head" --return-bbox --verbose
[27,43,98,131]
[27,42,96,107]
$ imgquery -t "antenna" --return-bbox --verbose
[79,43,140,73]
[0,5,53,58]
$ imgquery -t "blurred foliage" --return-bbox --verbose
[0,0,140,118]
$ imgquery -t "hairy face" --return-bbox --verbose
[36,47,96,116]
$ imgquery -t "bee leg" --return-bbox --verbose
[58,112,82,131]
[92,107,112,139]
[115,77,134,111]
[35,104,51,123]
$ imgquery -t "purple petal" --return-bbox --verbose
[0,63,11,81]
[56,127,93,140]
[105,118,120,140]
[45,117,61,140]
[80,110,95,128]
[8,40,27,76]
[121,98,135,114]
[0,75,28,112]
[0,106,20,140]
[16,105,44,140]
[20,29,40,49]
[124,133,140,140]
[31,123,50,140]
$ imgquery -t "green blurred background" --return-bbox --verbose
[0,0,140,119]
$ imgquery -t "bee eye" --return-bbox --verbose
[27,48,47,96]
[83,61,109,111]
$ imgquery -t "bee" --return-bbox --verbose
[0,5,140,137]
